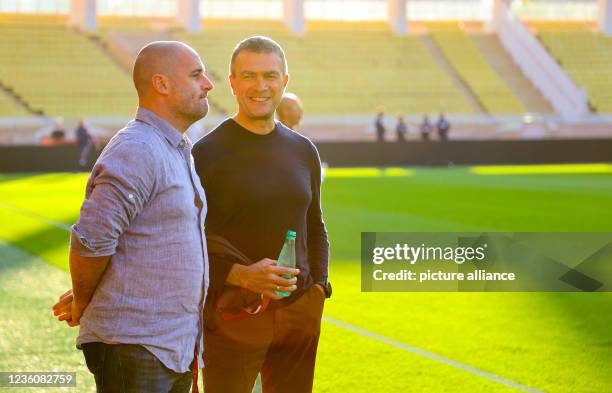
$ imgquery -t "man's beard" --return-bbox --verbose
[182,100,209,122]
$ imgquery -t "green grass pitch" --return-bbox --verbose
[0,165,611,392]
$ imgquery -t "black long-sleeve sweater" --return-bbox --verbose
[192,119,330,304]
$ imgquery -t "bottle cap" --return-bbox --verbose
[286,230,296,240]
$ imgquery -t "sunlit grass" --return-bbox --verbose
[325,167,414,178]
[471,163,612,175]
[1,168,611,392]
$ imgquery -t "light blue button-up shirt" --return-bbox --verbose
[71,107,208,373]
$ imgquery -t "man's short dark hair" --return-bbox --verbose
[230,36,288,76]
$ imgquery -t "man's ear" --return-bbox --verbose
[151,74,171,95]
[282,73,289,89]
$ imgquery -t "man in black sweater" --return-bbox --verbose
[192,36,330,393]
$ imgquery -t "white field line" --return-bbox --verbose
[323,316,545,393]
[0,201,72,231]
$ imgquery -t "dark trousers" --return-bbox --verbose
[204,285,326,393]
[81,343,193,393]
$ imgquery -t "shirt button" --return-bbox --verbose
[178,141,186,149]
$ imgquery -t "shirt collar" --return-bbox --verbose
[135,107,185,149]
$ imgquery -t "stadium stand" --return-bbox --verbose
[179,20,475,115]
[429,23,526,114]
[0,13,136,118]
[0,14,602,118]
[535,23,612,113]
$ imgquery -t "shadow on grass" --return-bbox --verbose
[0,218,75,273]
[0,241,40,275]
[0,173,35,184]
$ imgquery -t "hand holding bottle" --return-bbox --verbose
[228,258,299,300]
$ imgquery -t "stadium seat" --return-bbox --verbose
[536,23,612,113]
[0,13,136,118]
[178,20,474,114]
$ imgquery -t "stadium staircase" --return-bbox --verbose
[493,7,589,119]
[535,23,612,113]
[419,34,486,115]
[429,25,526,114]
[0,82,37,117]
[471,34,553,114]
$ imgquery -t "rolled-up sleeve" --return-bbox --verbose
[71,139,156,257]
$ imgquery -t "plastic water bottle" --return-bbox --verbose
[276,230,296,297]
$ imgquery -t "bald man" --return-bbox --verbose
[276,92,303,129]
[52,41,213,393]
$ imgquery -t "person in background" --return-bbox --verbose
[75,118,93,169]
[419,115,432,141]
[436,113,450,141]
[276,92,303,130]
[396,115,407,142]
[41,118,68,146]
[375,110,386,142]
